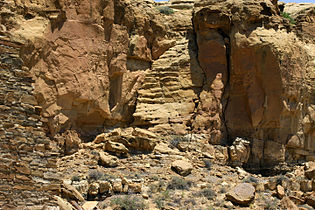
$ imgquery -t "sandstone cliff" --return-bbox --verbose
[0,0,314,208]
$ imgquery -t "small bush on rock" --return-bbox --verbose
[170,135,190,148]
[203,159,212,170]
[71,175,80,182]
[198,188,217,200]
[154,190,170,209]
[244,176,259,184]
[281,12,295,24]
[88,170,104,181]
[111,195,146,210]
[88,170,115,181]
[167,176,192,190]
[157,6,174,15]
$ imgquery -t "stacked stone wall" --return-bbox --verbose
[0,36,60,208]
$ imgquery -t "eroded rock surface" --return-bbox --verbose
[0,0,314,208]
[194,0,315,170]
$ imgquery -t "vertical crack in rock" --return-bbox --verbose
[221,30,232,146]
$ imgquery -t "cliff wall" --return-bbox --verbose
[0,0,314,207]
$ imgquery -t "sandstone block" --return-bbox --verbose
[171,160,193,176]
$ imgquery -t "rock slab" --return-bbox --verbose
[171,160,193,176]
[226,183,255,205]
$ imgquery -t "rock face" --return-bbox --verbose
[193,0,315,170]
[0,0,314,208]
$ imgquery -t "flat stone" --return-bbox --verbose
[63,181,85,202]
[305,162,315,180]
[82,201,98,210]
[99,152,118,167]
[171,159,193,176]
[306,193,315,208]
[280,197,298,210]
[104,141,129,156]
[277,185,285,199]
[54,196,74,210]
[226,183,255,205]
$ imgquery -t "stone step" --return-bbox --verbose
[144,87,163,93]
[163,86,181,92]
[158,72,179,77]
[141,82,160,89]
[138,92,164,99]
[137,98,165,104]
[153,66,179,72]
[143,76,158,82]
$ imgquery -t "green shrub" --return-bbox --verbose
[170,135,190,148]
[198,188,217,200]
[157,6,174,15]
[88,170,104,181]
[149,180,165,193]
[71,175,80,182]
[244,176,259,184]
[219,187,227,194]
[88,170,115,181]
[111,196,146,210]
[167,176,192,190]
[203,159,212,170]
[281,12,296,24]
[154,190,170,209]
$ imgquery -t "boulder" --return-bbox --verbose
[64,130,81,155]
[88,183,99,196]
[171,160,193,176]
[99,181,112,194]
[112,179,123,193]
[99,152,119,167]
[300,180,313,192]
[305,162,315,180]
[226,183,255,205]
[54,196,74,210]
[94,127,157,152]
[154,142,181,155]
[62,181,85,202]
[229,137,250,166]
[82,201,99,210]
[104,141,129,157]
[280,197,299,210]
[128,183,142,193]
[277,185,285,199]
[306,193,315,208]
